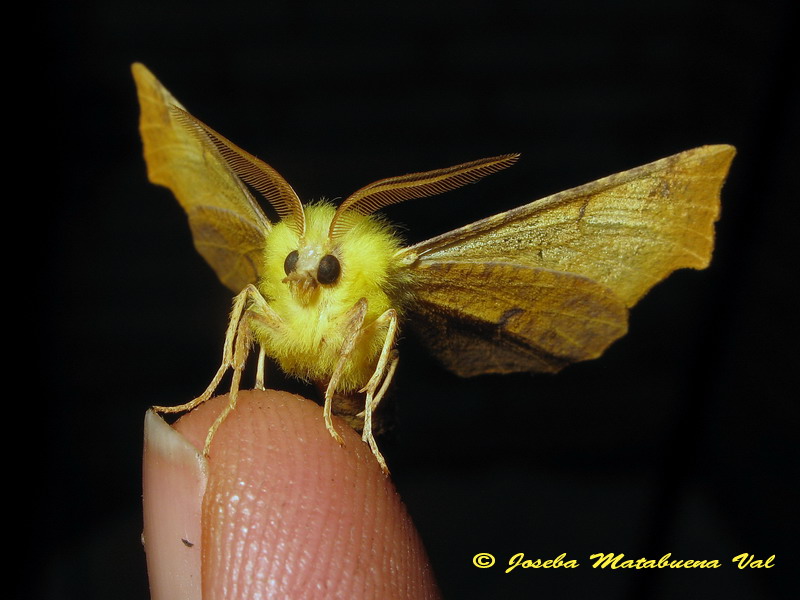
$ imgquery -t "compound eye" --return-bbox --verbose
[283,250,299,275]
[317,254,341,285]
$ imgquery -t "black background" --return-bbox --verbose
[41,1,796,599]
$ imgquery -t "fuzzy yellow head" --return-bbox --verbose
[254,202,409,391]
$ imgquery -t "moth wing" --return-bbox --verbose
[407,262,628,375]
[400,145,735,308]
[401,145,735,375]
[132,63,271,292]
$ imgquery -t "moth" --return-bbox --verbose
[132,63,734,472]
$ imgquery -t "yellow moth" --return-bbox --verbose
[132,63,735,472]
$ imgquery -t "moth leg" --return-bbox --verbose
[152,284,280,456]
[254,345,267,391]
[324,298,369,446]
[202,310,253,455]
[202,293,279,455]
[359,309,398,474]
[356,350,398,474]
[152,285,255,414]
[358,309,398,400]
[366,350,399,414]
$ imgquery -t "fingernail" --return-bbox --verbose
[142,409,207,600]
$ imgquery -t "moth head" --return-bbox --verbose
[281,242,341,304]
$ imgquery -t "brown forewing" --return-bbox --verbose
[402,145,734,375]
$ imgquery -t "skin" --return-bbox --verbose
[142,390,440,599]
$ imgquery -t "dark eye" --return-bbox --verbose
[317,254,341,285]
[283,250,299,275]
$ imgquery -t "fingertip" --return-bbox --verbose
[144,390,440,599]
